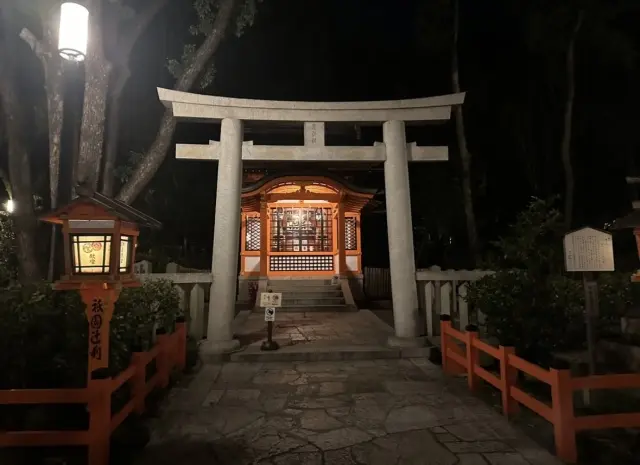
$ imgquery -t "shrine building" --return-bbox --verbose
[237,173,375,304]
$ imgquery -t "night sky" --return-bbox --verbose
[85,0,640,269]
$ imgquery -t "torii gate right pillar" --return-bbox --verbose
[383,120,423,347]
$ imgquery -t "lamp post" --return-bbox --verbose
[4,199,14,213]
[40,187,161,378]
[58,2,90,61]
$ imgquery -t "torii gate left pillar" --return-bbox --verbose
[207,118,244,352]
[158,88,465,354]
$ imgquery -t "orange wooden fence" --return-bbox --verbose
[440,316,640,463]
[0,321,187,465]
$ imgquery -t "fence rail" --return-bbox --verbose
[440,317,640,463]
[440,315,640,463]
[0,321,187,465]
[135,260,210,340]
[417,266,494,337]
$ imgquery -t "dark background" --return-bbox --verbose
[30,0,640,270]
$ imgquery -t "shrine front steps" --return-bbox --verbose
[262,279,353,312]
[253,305,354,313]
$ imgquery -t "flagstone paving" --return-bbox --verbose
[135,359,563,465]
[235,311,393,348]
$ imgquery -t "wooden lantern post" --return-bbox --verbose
[40,187,161,380]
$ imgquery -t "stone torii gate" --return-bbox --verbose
[158,88,465,353]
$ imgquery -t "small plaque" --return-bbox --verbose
[304,122,325,147]
[264,307,276,322]
[564,227,615,272]
[260,292,283,308]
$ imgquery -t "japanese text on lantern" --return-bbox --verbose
[90,298,104,361]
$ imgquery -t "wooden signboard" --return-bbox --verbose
[260,292,282,308]
[563,227,614,272]
[563,227,615,406]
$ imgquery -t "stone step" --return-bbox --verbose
[279,290,343,298]
[267,287,342,295]
[228,344,433,362]
[256,305,354,312]
[267,280,338,288]
[282,297,345,306]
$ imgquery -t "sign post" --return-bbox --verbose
[563,227,615,405]
[260,290,282,351]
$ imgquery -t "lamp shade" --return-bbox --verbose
[39,188,161,289]
[68,221,133,275]
[58,2,89,61]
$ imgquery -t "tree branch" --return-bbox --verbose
[19,28,48,65]
[116,0,239,204]
[0,167,12,199]
[118,0,172,61]
[175,0,237,91]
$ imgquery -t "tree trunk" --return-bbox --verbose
[561,12,584,231]
[76,0,111,192]
[116,0,238,204]
[452,0,479,266]
[101,68,128,196]
[45,62,64,281]
[0,12,41,284]
[101,0,170,196]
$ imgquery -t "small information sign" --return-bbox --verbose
[264,307,276,322]
[563,227,614,272]
[260,292,282,308]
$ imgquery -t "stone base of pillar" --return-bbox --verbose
[387,335,428,348]
[200,338,241,359]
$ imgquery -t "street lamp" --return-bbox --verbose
[58,2,89,61]
[40,187,161,376]
[4,199,14,213]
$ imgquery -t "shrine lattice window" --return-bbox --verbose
[345,217,357,250]
[245,217,260,251]
[270,255,333,272]
[270,207,333,252]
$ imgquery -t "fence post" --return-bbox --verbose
[550,369,577,463]
[465,324,479,391]
[440,315,451,374]
[156,328,170,389]
[87,370,112,465]
[131,352,146,414]
[175,317,187,372]
[499,346,520,417]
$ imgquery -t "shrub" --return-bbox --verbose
[0,279,182,389]
[0,214,17,286]
[469,270,635,365]
[467,197,637,365]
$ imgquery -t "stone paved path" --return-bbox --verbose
[236,311,392,349]
[136,359,563,465]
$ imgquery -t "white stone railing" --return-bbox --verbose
[416,266,494,337]
[135,260,211,340]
